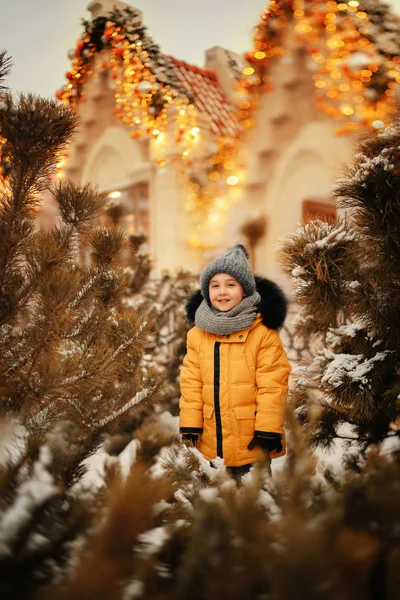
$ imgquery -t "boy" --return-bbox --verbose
[179,245,291,477]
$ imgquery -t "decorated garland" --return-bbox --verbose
[56,6,248,228]
[238,0,400,134]
[237,0,291,131]
[184,0,400,236]
[182,1,291,231]
[57,7,196,157]
[53,1,400,240]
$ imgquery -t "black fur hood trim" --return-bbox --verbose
[185,276,288,330]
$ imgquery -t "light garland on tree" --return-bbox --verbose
[0,134,8,185]
[182,133,250,250]
[178,0,289,242]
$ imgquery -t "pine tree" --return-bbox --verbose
[36,406,400,600]
[0,51,11,93]
[278,118,400,453]
[0,54,161,597]
[95,225,197,456]
[2,50,400,600]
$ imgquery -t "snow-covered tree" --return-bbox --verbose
[92,224,197,456]
[0,54,160,596]
[2,49,400,600]
[34,407,400,600]
[278,118,400,453]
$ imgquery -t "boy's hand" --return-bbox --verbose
[182,433,200,447]
[247,434,282,454]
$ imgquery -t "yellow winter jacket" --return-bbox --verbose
[179,278,292,467]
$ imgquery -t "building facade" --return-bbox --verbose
[42,0,399,281]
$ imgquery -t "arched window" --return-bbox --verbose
[104,181,150,237]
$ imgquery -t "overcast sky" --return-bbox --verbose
[2,0,400,98]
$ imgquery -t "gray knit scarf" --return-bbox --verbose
[195,290,261,335]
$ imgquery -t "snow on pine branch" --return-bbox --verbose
[58,320,148,387]
[135,526,169,558]
[303,223,356,254]
[0,446,59,558]
[69,273,99,309]
[285,221,357,284]
[333,153,394,194]
[325,321,366,349]
[98,387,153,428]
[69,268,117,309]
[0,420,27,466]
[65,304,96,338]
[108,319,148,364]
[317,349,388,389]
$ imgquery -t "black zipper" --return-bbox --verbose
[214,341,223,458]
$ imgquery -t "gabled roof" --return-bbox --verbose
[168,56,239,138]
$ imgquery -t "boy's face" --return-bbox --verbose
[209,273,245,312]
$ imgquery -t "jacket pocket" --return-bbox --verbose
[201,404,216,453]
[203,404,214,419]
[234,405,256,448]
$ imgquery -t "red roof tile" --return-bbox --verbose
[167,56,239,137]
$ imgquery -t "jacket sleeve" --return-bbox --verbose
[179,328,204,434]
[254,329,291,436]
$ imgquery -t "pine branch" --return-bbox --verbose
[0,51,12,91]
[0,95,77,295]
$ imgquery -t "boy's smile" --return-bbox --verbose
[208,273,245,312]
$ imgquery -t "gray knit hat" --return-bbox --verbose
[200,244,256,304]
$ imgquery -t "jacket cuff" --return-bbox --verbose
[180,427,203,434]
[254,431,281,439]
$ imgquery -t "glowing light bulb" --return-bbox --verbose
[341,105,354,116]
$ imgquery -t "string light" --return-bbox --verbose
[230,1,400,137]
[183,0,290,236]
[57,9,196,166]
[293,0,400,132]
[51,1,400,246]
[186,0,400,243]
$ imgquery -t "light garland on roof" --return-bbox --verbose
[182,0,289,239]
[52,1,400,252]
[184,0,400,246]
[236,1,400,135]
[293,0,400,133]
[56,6,241,230]
[56,7,197,165]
